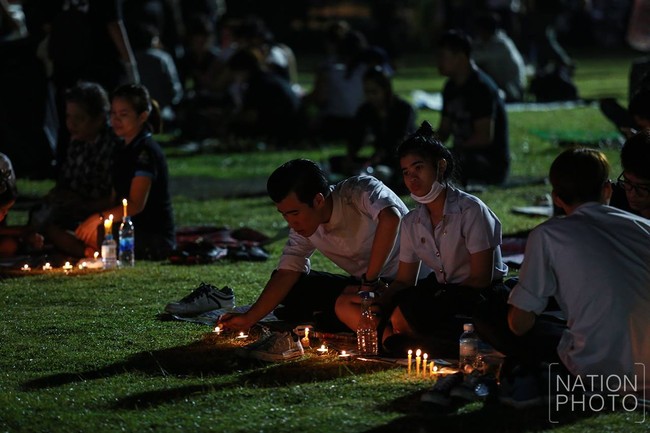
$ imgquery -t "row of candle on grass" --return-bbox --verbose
[21,253,101,273]
[212,326,446,370]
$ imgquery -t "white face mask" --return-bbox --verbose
[410,180,446,204]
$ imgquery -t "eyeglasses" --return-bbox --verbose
[617,173,650,197]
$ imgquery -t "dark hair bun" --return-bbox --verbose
[416,121,434,137]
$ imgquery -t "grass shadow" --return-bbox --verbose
[368,394,601,432]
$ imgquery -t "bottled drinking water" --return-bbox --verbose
[459,323,479,373]
[356,291,378,355]
[101,233,117,270]
[118,216,135,267]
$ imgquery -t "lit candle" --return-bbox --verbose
[21,264,30,271]
[122,198,128,219]
[78,261,87,270]
[104,214,113,234]
[433,365,439,376]
[301,327,310,348]
[338,350,351,360]
[236,331,248,339]
[316,344,328,355]
[415,349,422,376]
[407,349,412,375]
[42,262,52,271]
[422,353,428,377]
[213,325,222,335]
[63,261,73,273]
[430,360,436,377]
[94,251,99,260]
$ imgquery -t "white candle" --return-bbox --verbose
[21,264,30,271]
[415,349,422,376]
[236,331,248,339]
[407,349,412,375]
[338,350,351,360]
[42,263,52,271]
[422,353,428,377]
[213,325,222,335]
[122,198,128,219]
[316,344,328,355]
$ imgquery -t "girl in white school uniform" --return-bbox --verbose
[380,121,508,356]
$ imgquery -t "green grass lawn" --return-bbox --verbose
[2,48,647,432]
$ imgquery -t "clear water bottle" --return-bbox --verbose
[101,233,117,270]
[459,323,479,373]
[118,216,135,267]
[356,291,378,355]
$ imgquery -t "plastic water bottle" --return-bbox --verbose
[101,233,117,270]
[459,323,479,373]
[118,216,135,267]
[356,291,378,355]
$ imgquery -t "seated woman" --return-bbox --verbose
[61,84,175,260]
[330,66,416,188]
[34,82,115,234]
[337,121,508,357]
[0,153,44,257]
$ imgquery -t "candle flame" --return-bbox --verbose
[416,349,422,357]
[408,349,412,355]
[94,251,99,259]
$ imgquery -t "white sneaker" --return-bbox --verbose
[238,331,304,362]
[165,282,235,315]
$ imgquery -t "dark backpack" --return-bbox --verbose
[48,0,93,85]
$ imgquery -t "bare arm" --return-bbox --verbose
[219,269,302,331]
[364,206,402,281]
[461,248,495,288]
[508,305,537,336]
[75,176,151,245]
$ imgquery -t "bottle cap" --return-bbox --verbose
[357,290,376,300]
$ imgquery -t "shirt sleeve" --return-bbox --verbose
[344,175,407,220]
[134,145,157,179]
[462,199,502,254]
[508,226,555,315]
[276,229,315,274]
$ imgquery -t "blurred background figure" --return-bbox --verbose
[329,66,416,188]
[473,12,527,102]
[32,82,115,242]
[131,23,183,131]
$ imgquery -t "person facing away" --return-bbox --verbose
[609,128,650,219]
[73,83,175,260]
[436,29,510,187]
[472,12,527,103]
[337,121,508,356]
[35,81,115,243]
[507,148,650,391]
[0,152,44,257]
[218,158,410,333]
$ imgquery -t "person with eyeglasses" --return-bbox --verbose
[610,129,650,219]
[477,148,650,406]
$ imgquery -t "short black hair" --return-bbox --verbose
[621,129,650,179]
[439,29,472,57]
[549,147,610,205]
[267,159,330,205]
